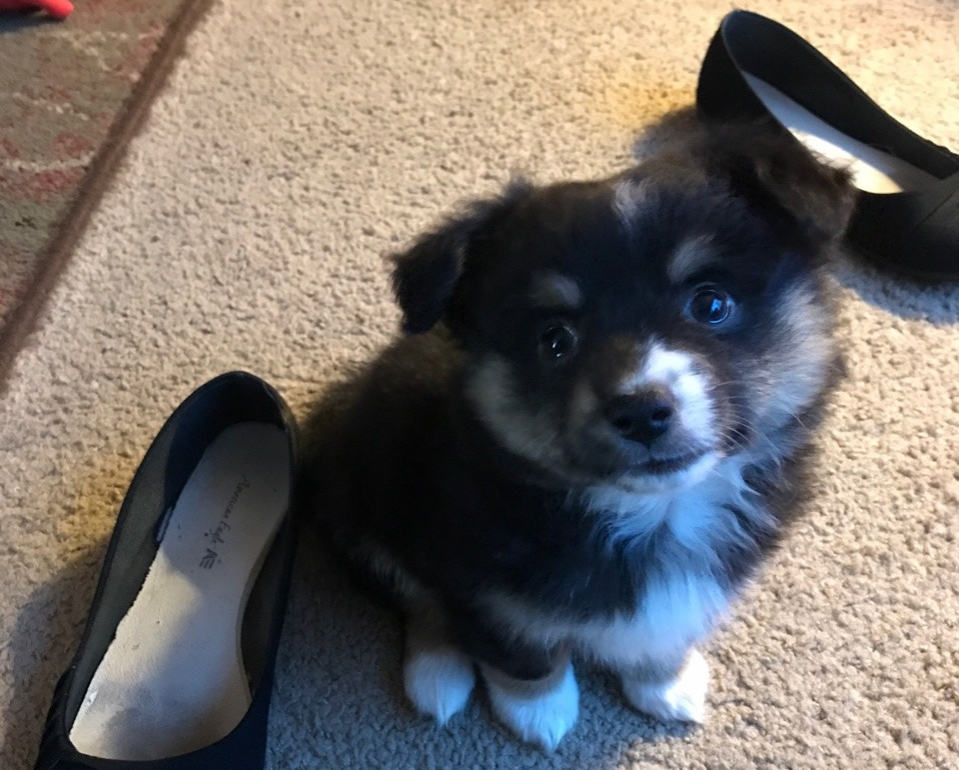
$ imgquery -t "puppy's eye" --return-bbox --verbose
[687,287,734,326]
[538,322,578,361]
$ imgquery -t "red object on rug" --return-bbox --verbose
[0,0,74,19]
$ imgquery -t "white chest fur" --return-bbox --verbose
[487,558,730,669]
[488,461,770,668]
[576,570,729,666]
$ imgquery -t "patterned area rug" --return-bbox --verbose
[0,0,209,384]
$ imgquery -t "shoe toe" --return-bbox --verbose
[851,174,959,280]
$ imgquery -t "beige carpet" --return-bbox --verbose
[2,0,958,767]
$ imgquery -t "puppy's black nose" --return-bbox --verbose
[605,388,677,446]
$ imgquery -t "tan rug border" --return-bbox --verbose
[0,0,215,394]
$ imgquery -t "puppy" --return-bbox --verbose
[306,123,855,749]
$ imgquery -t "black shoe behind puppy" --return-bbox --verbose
[305,123,855,750]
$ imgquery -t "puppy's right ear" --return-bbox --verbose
[391,180,532,335]
[692,122,857,248]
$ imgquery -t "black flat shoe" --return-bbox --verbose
[34,372,299,770]
[696,9,959,281]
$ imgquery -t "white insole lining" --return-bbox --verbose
[745,74,937,194]
[70,422,290,761]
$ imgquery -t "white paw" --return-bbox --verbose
[622,649,709,724]
[485,663,579,751]
[403,647,476,725]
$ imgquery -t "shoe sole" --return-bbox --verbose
[743,74,938,195]
[69,422,291,761]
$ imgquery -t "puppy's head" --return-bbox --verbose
[392,124,855,492]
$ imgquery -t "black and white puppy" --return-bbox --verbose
[307,123,855,749]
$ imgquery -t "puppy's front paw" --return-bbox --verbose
[404,646,476,725]
[621,649,709,724]
[485,662,579,751]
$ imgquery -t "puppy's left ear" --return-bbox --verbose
[699,122,858,247]
[391,179,532,335]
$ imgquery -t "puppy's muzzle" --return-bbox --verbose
[604,386,677,447]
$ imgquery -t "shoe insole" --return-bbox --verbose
[745,74,937,194]
[70,422,290,761]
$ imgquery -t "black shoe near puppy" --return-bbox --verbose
[304,123,856,750]
[697,9,959,281]
[34,372,299,770]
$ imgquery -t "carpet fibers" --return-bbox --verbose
[1,1,957,769]
[0,0,210,385]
